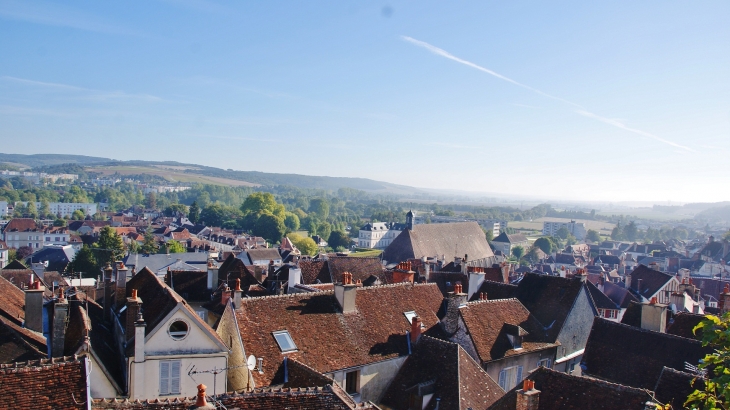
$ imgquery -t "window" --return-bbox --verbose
[160,360,181,395]
[345,370,360,394]
[273,330,297,352]
[196,310,206,321]
[498,365,523,391]
[168,320,189,340]
[403,311,417,325]
[537,358,551,368]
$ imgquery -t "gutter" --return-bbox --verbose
[555,348,584,364]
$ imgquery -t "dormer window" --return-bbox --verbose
[506,334,522,350]
[273,330,297,352]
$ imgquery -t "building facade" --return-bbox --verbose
[543,220,587,240]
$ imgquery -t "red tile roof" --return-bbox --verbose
[236,282,444,387]
[2,218,41,233]
[0,356,88,409]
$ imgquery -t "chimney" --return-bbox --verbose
[206,258,219,290]
[501,262,510,284]
[115,262,129,309]
[268,260,275,276]
[103,263,114,322]
[287,266,302,293]
[462,254,468,275]
[132,311,146,400]
[640,298,667,333]
[410,316,422,344]
[221,287,232,306]
[423,257,431,280]
[468,267,485,301]
[51,289,69,357]
[719,284,730,314]
[233,279,243,308]
[441,284,467,335]
[194,384,214,409]
[24,279,45,333]
[334,272,358,313]
[516,379,540,410]
[126,289,142,342]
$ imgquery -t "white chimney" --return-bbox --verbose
[468,268,485,301]
[287,267,302,293]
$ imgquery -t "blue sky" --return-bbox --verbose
[0,1,728,203]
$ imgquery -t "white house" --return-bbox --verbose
[543,220,587,240]
[358,222,406,249]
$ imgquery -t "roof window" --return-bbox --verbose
[403,311,417,325]
[273,330,297,352]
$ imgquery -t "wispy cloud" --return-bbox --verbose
[1,76,172,103]
[402,35,694,152]
[0,0,141,36]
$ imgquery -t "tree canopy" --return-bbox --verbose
[288,233,318,256]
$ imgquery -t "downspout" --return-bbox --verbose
[406,331,412,355]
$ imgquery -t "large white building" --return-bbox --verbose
[33,202,97,217]
[543,220,587,240]
[358,222,407,249]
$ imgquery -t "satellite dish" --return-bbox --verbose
[247,355,256,370]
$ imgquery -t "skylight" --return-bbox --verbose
[273,330,297,352]
[403,311,417,325]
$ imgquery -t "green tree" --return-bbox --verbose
[40,200,50,218]
[317,221,332,242]
[253,213,286,244]
[72,209,85,220]
[686,312,730,409]
[166,240,187,254]
[128,239,141,254]
[284,212,300,232]
[611,223,623,240]
[309,198,330,221]
[15,246,33,261]
[200,204,229,227]
[512,245,525,260]
[141,229,159,254]
[328,230,351,250]
[240,192,285,219]
[164,203,188,217]
[53,218,67,227]
[95,226,125,266]
[288,233,318,256]
[586,229,601,243]
[485,229,494,242]
[624,221,638,242]
[534,237,555,254]
[555,227,570,240]
[26,201,38,219]
[145,192,157,209]
[188,201,200,224]
[66,245,98,278]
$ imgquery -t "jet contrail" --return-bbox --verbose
[401,35,694,152]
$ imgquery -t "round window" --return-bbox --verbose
[169,320,189,340]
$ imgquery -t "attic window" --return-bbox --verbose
[168,320,189,340]
[403,311,417,325]
[273,330,297,352]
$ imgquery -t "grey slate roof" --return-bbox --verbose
[123,252,210,275]
[382,222,494,264]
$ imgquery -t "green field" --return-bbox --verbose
[89,165,260,187]
[349,249,383,258]
[508,217,616,236]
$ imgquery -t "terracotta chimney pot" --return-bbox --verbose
[131,288,137,299]
[195,384,208,407]
[235,278,242,292]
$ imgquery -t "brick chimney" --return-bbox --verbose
[410,316,422,344]
[24,278,45,333]
[442,284,467,335]
[640,297,667,333]
[126,289,142,342]
[501,262,510,283]
[206,258,218,290]
[268,260,275,276]
[51,289,69,357]
[233,279,243,308]
[103,263,114,322]
[720,284,730,314]
[115,262,129,309]
[516,379,540,410]
[334,272,358,313]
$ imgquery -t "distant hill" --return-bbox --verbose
[695,204,730,223]
[0,153,425,194]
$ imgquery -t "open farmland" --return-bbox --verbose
[509,217,616,236]
[89,165,260,187]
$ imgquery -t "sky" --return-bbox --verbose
[0,1,728,203]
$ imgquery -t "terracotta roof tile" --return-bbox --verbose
[236,282,444,387]
[666,312,705,340]
[2,218,41,233]
[488,366,652,410]
[0,356,88,409]
[383,222,494,264]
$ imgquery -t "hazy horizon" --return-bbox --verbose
[1,1,728,203]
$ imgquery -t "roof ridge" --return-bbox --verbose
[598,317,703,343]
[465,297,519,305]
[0,355,83,371]
[240,290,336,303]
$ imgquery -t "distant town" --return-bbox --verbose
[0,159,727,409]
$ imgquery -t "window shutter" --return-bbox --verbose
[516,366,523,385]
[498,370,506,390]
[160,361,170,395]
[171,361,181,394]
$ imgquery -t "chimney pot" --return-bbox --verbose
[195,384,209,408]
[410,316,422,344]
